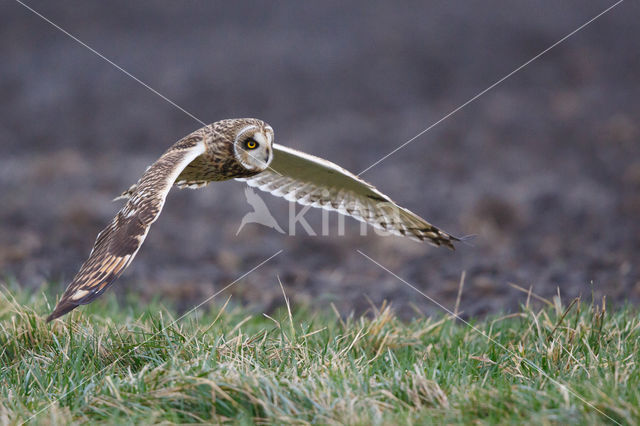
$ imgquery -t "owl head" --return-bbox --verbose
[229,118,274,172]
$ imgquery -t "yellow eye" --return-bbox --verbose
[245,139,257,149]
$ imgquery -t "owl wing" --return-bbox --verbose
[47,137,206,321]
[236,144,458,248]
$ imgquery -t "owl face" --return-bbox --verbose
[232,120,274,173]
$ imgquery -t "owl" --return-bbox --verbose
[46,118,458,321]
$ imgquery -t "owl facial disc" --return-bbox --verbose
[233,123,274,172]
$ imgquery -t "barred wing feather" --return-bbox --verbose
[237,144,457,248]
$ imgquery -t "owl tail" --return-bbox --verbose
[113,183,138,201]
[113,164,153,201]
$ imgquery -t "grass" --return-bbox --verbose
[0,283,638,425]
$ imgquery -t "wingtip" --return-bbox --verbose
[444,232,476,250]
[433,231,458,250]
[46,300,79,322]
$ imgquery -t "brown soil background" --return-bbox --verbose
[1,1,639,318]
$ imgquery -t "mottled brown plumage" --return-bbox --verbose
[48,119,268,321]
[47,118,457,321]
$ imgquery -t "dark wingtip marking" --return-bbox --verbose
[414,226,459,250]
[46,300,79,322]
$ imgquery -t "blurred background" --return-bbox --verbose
[1,1,638,318]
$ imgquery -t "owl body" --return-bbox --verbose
[178,118,272,185]
[47,118,458,321]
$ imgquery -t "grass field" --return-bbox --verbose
[0,284,638,425]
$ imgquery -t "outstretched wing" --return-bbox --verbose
[237,144,458,248]
[47,137,206,321]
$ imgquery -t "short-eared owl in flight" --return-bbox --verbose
[47,118,458,321]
